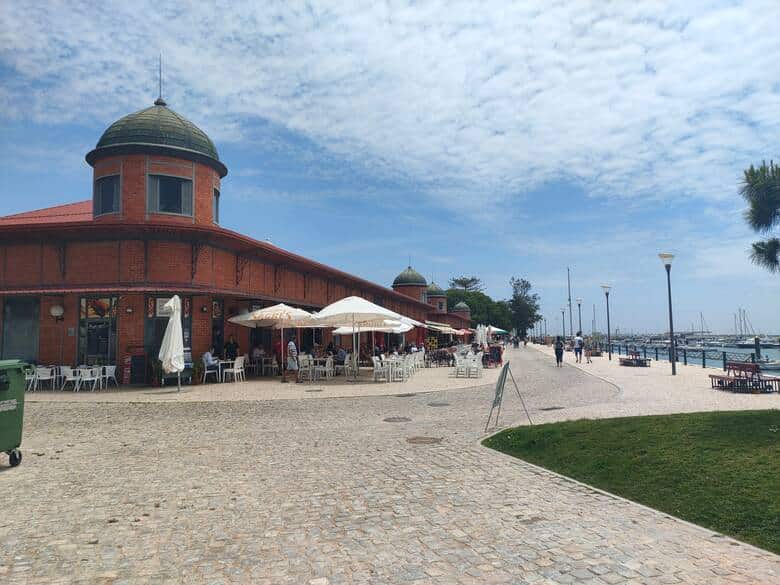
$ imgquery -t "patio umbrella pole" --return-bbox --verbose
[177,371,181,392]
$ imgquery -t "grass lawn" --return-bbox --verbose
[483,410,780,553]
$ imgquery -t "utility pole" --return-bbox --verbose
[567,267,574,341]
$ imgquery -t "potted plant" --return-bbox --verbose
[191,360,204,385]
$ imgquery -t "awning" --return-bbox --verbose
[426,321,459,335]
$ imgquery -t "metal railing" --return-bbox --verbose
[609,343,755,370]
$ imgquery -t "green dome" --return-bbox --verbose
[86,98,227,177]
[426,281,445,296]
[453,301,471,312]
[393,266,427,287]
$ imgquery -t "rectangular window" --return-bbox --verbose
[213,188,220,223]
[147,175,193,216]
[94,175,120,215]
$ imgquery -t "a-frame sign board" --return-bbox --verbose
[485,361,533,431]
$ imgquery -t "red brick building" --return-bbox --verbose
[0,97,438,381]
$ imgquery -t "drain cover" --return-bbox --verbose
[395,393,415,397]
[406,436,442,445]
[383,416,411,423]
[428,402,450,407]
[305,388,323,393]
[539,406,565,411]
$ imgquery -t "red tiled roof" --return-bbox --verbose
[0,200,93,225]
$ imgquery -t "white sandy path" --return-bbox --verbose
[530,343,779,422]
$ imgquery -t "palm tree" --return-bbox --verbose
[740,161,780,272]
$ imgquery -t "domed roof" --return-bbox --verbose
[426,281,445,296]
[453,301,471,312]
[85,98,227,177]
[393,266,427,287]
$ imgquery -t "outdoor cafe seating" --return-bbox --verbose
[24,364,120,392]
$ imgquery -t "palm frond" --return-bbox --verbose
[740,161,780,232]
[749,238,780,273]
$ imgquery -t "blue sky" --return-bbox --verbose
[1,1,779,334]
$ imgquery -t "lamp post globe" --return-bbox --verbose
[659,253,676,375]
[601,284,612,360]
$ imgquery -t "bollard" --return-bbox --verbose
[683,349,687,366]
[655,347,659,360]
[643,347,647,359]
[722,351,726,371]
[702,352,706,368]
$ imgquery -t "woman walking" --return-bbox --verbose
[554,336,564,367]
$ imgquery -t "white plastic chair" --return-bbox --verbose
[75,367,100,392]
[453,354,467,378]
[104,365,119,388]
[24,367,36,391]
[371,356,390,382]
[60,366,80,390]
[265,357,279,376]
[222,356,246,382]
[202,357,219,383]
[314,356,334,380]
[297,355,314,382]
[34,366,56,391]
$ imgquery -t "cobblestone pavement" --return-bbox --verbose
[2,349,778,584]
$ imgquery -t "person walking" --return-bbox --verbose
[554,336,564,367]
[574,331,584,364]
[585,337,593,364]
[283,337,299,383]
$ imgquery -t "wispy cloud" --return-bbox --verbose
[1,1,778,217]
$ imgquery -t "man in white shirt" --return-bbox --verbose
[573,332,584,363]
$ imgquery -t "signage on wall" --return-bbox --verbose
[155,298,172,317]
[212,300,223,319]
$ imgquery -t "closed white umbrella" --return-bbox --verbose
[314,296,403,379]
[158,295,185,392]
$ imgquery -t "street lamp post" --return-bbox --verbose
[659,253,676,375]
[576,297,583,334]
[601,285,612,360]
[560,307,566,338]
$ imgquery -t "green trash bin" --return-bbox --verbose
[0,360,27,467]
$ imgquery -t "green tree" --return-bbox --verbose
[448,276,484,292]
[445,289,512,330]
[740,161,780,272]
[508,277,541,336]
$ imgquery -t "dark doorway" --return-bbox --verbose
[1,297,40,362]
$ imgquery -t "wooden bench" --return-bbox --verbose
[619,351,651,367]
[709,361,780,393]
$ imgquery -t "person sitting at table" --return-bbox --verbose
[224,336,239,360]
[203,347,218,367]
[251,345,264,361]
[335,346,347,366]
[326,341,335,355]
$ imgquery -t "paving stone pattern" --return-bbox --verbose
[2,349,778,584]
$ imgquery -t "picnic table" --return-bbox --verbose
[709,361,780,393]
[619,351,651,367]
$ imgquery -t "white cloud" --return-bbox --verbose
[1,0,778,218]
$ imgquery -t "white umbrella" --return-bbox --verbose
[158,295,185,392]
[228,303,313,378]
[332,321,413,335]
[314,296,403,379]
